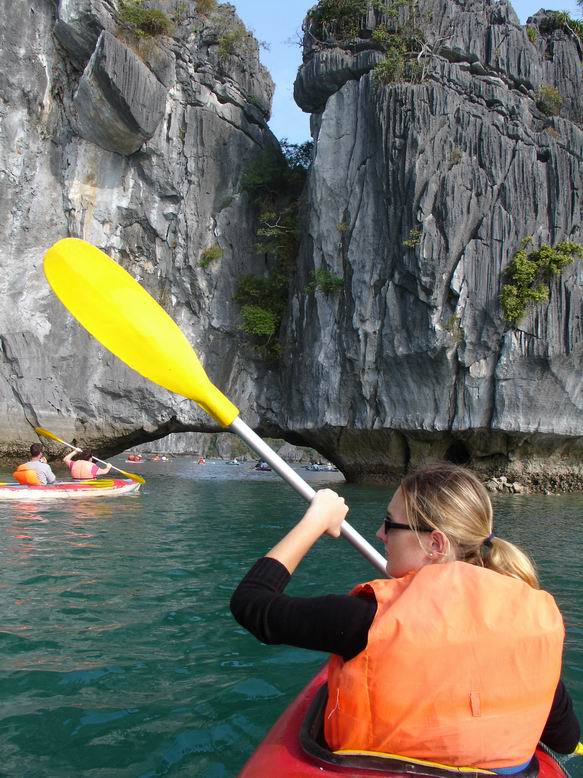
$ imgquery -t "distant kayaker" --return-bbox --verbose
[231,462,581,770]
[13,443,57,485]
[63,449,112,479]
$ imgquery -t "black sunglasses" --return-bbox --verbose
[383,517,433,534]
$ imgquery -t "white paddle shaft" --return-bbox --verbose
[230,417,387,575]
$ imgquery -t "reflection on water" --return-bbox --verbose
[0,460,581,777]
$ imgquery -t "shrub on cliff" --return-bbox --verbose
[235,274,289,358]
[309,0,371,40]
[548,10,583,43]
[255,210,299,269]
[119,0,173,37]
[500,239,583,325]
[535,84,563,116]
[214,6,259,60]
[236,141,313,358]
[403,227,422,248]
[242,141,312,204]
[240,305,279,338]
[195,0,217,15]
[241,151,290,202]
[305,268,345,294]
[370,4,427,84]
[218,24,248,58]
[373,39,407,82]
[235,274,289,317]
[241,142,311,269]
[199,244,223,268]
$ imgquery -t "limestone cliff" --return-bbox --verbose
[1,0,583,490]
[0,0,278,459]
[280,0,583,487]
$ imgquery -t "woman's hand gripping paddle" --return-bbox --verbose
[43,238,386,574]
[35,426,145,485]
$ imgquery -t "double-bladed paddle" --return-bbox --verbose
[35,426,145,485]
[43,238,386,574]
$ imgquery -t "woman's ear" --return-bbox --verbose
[429,529,448,558]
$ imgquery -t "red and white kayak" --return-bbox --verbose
[240,667,570,778]
[0,478,141,501]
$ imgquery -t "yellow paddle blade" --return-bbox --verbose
[115,469,146,484]
[575,742,583,756]
[35,427,67,445]
[44,239,239,427]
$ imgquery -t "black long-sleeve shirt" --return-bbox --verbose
[230,557,581,754]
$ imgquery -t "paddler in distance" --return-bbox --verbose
[63,448,112,480]
[13,443,57,485]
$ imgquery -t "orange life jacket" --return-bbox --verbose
[12,464,42,485]
[69,460,97,479]
[324,562,564,769]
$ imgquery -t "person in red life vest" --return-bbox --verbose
[231,463,580,771]
[63,449,112,479]
[13,443,57,485]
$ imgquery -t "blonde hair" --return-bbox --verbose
[399,463,539,589]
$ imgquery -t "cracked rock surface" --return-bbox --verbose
[283,0,583,483]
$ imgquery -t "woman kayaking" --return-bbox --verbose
[63,448,112,479]
[231,463,580,771]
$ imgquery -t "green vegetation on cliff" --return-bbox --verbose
[305,268,345,294]
[308,0,384,40]
[500,239,583,325]
[199,244,223,268]
[236,141,313,357]
[308,0,428,84]
[547,10,583,44]
[536,85,563,116]
[119,0,173,37]
[403,227,422,248]
[195,0,217,15]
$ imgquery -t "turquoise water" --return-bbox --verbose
[0,458,581,777]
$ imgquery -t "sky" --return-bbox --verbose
[231,0,580,144]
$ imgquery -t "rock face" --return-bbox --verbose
[0,0,276,460]
[74,30,170,154]
[282,0,583,484]
[1,0,582,489]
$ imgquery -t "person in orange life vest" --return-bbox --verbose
[63,449,112,479]
[230,463,580,771]
[13,443,57,485]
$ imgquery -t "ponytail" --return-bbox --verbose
[482,537,539,589]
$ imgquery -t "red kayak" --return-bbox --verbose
[240,666,570,778]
